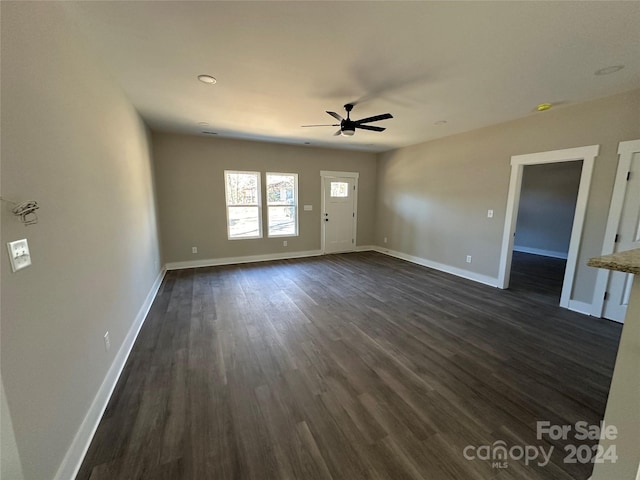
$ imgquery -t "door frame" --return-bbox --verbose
[497,145,599,310]
[320,170,359,254]
[592,139,640,318]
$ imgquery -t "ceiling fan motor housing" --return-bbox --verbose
[341,104,355,134]
[342,119,356,134]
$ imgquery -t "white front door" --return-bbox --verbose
[604,151,640,322]
[322,174,357,254]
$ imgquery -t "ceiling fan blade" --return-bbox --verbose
[301,124,340,127]
[327,111,344,121]
[356,124,385,132]
[334,129,343,136]
[354,113,393,124]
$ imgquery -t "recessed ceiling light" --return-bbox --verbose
[202,131,218,135]
[434,120,447,126]
[198,121,209,126]
[536,103,552,112]
[197,74,217,84]
[594,65,624,76]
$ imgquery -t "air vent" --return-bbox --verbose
[201,131,218,135]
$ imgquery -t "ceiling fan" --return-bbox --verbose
[302,104,393,136]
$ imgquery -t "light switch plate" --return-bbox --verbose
[7,239,32,272]
[304,205,313,211]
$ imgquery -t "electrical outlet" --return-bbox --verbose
[384,237,388,244]
[104,332,111,351]
[487,209,494,218]
[283,240,288,247]
[466,255,472,263]
[7,239,32,272]
[192,246,198,254]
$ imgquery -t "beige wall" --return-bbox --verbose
[1,3,161,479]
[152,133,377,264]
[1,378,24,480]
[514,161,582,257]
[375,89,640,303]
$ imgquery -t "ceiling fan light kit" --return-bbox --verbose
[302,103,393,137]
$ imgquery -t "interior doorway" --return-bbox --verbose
[509,161,582,303]
[498,145,599,311]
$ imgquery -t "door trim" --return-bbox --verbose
[320,171,359,254]
[592,139,640,319]
[497,145,599,310]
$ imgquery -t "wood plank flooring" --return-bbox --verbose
[509,251,567,305]
[77,252,621,480]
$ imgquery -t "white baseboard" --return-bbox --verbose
[371,246,500,288]
[54,267,166,480]
[372,247,601,315]
[165,249,323,270]
[567,299,594,316]
[513,246,568,260]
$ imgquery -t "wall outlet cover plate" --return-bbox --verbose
[7,239,32,272]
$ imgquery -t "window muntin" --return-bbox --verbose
[225,171,262,239]
[267,173,298,237]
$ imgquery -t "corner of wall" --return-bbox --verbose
[54,268,166,480]
[1,378,25,480]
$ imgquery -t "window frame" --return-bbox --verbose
[224,170,263,240]
[266,172,299,238]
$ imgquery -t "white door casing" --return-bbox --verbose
[498,145,599,311]
[593,140,640,322]
[321,171,358,254]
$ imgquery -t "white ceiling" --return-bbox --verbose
[62,1,640,153]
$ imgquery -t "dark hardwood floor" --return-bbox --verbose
[509,251,567,306]
[77,252,621,480]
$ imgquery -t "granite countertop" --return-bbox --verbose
[588,248,640,275]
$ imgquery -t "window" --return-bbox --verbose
[225,171,262,239]
[266,173,298,237]
[330,181,349,197]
